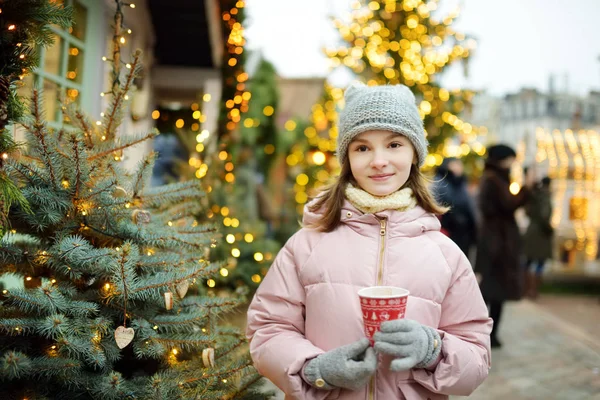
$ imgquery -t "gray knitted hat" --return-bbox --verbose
[336,82,428,167]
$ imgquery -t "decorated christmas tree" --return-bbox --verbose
[287,0,486,215]
[0,0,73,234]
[0,2,271,398]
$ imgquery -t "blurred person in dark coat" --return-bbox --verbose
[523,176,554,299]
[474,144,534,348]
[433,157,477,257]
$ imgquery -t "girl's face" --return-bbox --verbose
[348,130,416,197]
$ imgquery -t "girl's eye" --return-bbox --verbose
[389,142,403,148]
[355,145,368,152]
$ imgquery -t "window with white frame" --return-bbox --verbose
[17,0,101,128]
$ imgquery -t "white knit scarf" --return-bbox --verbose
[345,184,417,214]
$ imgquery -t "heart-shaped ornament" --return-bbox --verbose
[114,326,135,349]
[176,280,190,299]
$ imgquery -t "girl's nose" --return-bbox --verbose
[370,156,389,169]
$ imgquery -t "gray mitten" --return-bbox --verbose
[373,319,441,371]
[303,338,377,391]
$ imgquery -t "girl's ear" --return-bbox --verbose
[344,81,366,104]
[394,84,416,103]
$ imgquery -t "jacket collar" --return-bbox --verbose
[340,200,440,237]
[302,198,440,238]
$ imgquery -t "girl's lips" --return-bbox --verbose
[370,174,393,181]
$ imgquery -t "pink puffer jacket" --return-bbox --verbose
[247,200,492,400]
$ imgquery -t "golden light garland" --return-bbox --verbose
[181,1,271,287]
[533,128,600,263]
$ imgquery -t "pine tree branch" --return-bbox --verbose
[81,179,117,200]
[21,123,71,162]
[165,236,204,249]
[103,304,209,334]
[73,109,94,148]
[180,298,241,311]
[103,50,141,141]
[148,314,208,328]
[229,373,265,400]
[69,135,84,199]
[29,90,57,186]
[182,362,252,386]
[110,0,124,96]
[129,267,215,297]
[215,339,245,361]
[0,241,28,265]
[138,181,201,201]
[1,172,32,215]
[32,358,82,375]
[7,160,48,186]
[149,336,214,349]
[117,244,131,327]
[175,226,218,235]
[84,222,128,241]
[150,201,203,222]
[0,318,38,334]
[132,151,157,198]
[5,291,46,314]
[20,153,44,165]
[137,256,190,269]
[87,131,156,161]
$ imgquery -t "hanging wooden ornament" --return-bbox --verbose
[114,326,135,349]
[202,347,215,368]
[176,280,190,299]
[132,209,151,225]
[115,259,133,349]
[113,186,128,198]
[164,291,173,310]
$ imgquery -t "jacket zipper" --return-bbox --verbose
[368,218,387,400]
[377,218,387,285]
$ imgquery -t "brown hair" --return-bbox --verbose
[306,159,448,232]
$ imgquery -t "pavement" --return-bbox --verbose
[466,298,600,400]
[258,297,600,399]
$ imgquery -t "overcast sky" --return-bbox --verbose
[245,0,600,96]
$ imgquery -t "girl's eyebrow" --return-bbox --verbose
[352,133,404,144]
[385,133,405,141]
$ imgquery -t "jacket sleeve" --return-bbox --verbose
[412,245,492,396]
[246,235,332,400]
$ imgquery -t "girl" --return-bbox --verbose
[247,83,492,400]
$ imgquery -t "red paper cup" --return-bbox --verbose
[358,286,409,344]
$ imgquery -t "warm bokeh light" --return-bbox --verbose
[312,151,326,165]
